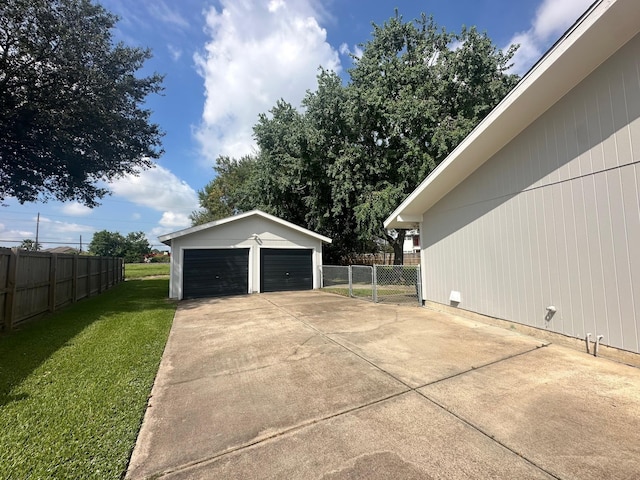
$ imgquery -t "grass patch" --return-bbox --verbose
[0,279,175,479]
[323,285,418,299]
[124,262,170,279]
[324,287,373,298]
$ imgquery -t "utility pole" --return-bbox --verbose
[79,235,82,254]
[35,212,40,251]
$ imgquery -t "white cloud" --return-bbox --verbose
[194,0,341,163]
[159,211,191,228]
[268,0,286,13]
[150,226,168,238]
[38,216,94,234]
[61,202,93,216]
[109,164,198,213]
[338,43,363,59]
[0,228,34,239]
[145,0,189,29]
[168,44,183,61]
[449,39,464,52]
[506,0,593,74]
[109,164,198,233]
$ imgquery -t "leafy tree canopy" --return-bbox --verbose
[88,230,150,263]
[347,14,518,261]
[19,238,41,251]
[0,0,164,207]
[193,13,519,263]
[190,155,259,226]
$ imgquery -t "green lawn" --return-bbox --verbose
[323,286,373,298]
[0,279,175,479]
[124,262,170,279]
[323,285,417,299]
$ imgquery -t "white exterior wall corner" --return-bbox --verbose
[421,31,640,354]
[165,216,326,300]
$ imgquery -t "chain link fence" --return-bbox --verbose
[321,265,350,290]
[321,265,421,305]
[373,265,421,304]
[350,265,373,301]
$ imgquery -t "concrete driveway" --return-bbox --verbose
[126,291,640,479]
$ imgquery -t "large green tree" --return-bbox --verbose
[88,230,150,263]
[252,99,313,227]
[0,0,164,206]
[192,13,518,264]
[190,155,259,225]
[348,14,519,262]
[296,69,379,260]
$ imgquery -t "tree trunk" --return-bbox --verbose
[388,229,405,265]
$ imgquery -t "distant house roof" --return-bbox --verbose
[385,0,640,229]
[44,246,78,254]
[158,209,332,246]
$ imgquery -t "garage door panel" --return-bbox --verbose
[183,249,249,299]
[261,249,312,292]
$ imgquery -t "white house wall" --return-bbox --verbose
[421,32,640,353]
[168,216,324,299]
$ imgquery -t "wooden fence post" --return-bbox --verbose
[4,248,19,331]
[48,253,58,312]
[72,255,78,303]
[98,257,103,293]
[87,257,91,296]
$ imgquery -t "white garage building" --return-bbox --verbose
[159,210,331,300]
[385,0,640,354]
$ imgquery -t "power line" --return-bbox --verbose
[1,210,196,226]
[0,239,168,248]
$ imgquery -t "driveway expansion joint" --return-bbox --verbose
[129,293,640,480]
[144,388,414,479]
[419,343,550,388]
[262,297,561,480]
[416,391,562,480]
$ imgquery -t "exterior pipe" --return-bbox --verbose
[594,335,604,357]
[585,333,592,354]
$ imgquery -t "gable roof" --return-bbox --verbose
[158,210,332,245]
[385,0,640,230]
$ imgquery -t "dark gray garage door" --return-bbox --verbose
[260,248,312,293]
[183,249,249,299]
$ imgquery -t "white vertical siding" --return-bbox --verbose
[422,32,640,353]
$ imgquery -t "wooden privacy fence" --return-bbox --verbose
[0,248,124,331]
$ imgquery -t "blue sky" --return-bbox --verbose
[1,0,593,251]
